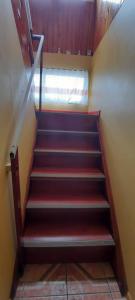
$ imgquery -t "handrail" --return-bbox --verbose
[32,34,44,111]
[6,34,44,160]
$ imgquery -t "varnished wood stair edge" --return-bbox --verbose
[37,129,99,135]
[30,171,105,179]
[21,237,115,248]
[26,200,110,209]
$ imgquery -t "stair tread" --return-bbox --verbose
[35,144,99,152]
[27,194,109,209]
[22,223,114,247]
[31,168,105,179]
[37,110,100,116]
[34,148,101,155]
[37,129,99,135]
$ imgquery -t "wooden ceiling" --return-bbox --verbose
[29,0,125,56]
[94,0,125,51]
[12,0,33,66]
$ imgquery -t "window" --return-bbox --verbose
[34,68,89,106]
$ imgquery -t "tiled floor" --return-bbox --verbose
[14,263,125,300]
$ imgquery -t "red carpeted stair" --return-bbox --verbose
[21,111,115,263]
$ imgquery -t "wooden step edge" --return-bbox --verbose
[27,200,110,209]
[30,171,105,180]
[36,110,100,117]
[21,237,115,248]
[37,129,99,135]
[34,148,101,155]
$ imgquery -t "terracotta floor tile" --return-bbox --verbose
[78,263,107,279]
[19,264,52,283]
[108,279,120,292]
[46,263,66,281]
[111,291,123,299]
[79,262,115,280]
[14,264,121,300]
[23,281,67,297]
[68,293,112,300]
[103,263,115,279]
[14,283,24,298]
[22,264,67,297]
[67,264,110,295]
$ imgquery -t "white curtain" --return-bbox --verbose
[34,68,89,105]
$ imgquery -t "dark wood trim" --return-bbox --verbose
[10,117,37,299]
[36,110,100,116]
[10,150,24,299]
[10,149,22,244]
[32,34,44,111]
[11,0,34,66]
[22,120,38,227]
[10,247,24,300]
[39,44,43,111]
[97,116,128,296]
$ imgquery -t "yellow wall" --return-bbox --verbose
[19,101,37,220]
[44,53,92,71]
[0,1,36,299]
[42,53,92,112]
[89,0,135,299]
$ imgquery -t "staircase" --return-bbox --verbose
[21,110,115,263]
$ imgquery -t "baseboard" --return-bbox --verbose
[98,117,128,295]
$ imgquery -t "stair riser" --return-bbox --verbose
[29,179,106,197]
[26,209,110,226]
[36,133,100,150]
[37,112,98,131]
[33,153,102,169]
[22,246,114,264]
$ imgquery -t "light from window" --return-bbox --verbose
[34,69,88,105]
[103,0,121,4]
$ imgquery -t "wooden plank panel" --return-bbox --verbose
[29,0,95,56]
[11,0,33,66]
[94,0,125,51]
